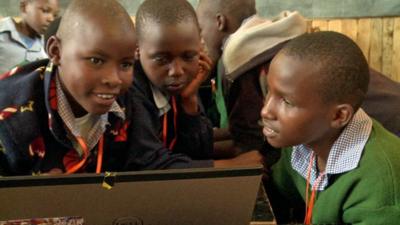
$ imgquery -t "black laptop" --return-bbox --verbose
[0,166,263,225]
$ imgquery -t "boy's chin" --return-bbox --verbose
[163,87,184,96]
[90,107,113,116]
[265,138,291,149]
[82,104,114,116]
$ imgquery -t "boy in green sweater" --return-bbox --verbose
[261,31,400,225]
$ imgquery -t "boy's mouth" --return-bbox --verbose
[263,125,278,138]
[96,94,116,100]
[93,93,118,107]
[166,83,184,92]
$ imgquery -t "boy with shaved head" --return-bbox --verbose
[131,0,264,169]
[196,0,256,64]
[262,31,400,224]
[0,0,59,74]
[0,0,137,175]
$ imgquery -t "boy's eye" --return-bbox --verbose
[40,7,51,14]
[182,53,198,62]
[282,97,293,106]
[120,62,134,70]
[153,55,169,64]
[89,57,104,66]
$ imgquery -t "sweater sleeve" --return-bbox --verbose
[267,148,305,223]
[343,205,400,225]
[173,104,214,160]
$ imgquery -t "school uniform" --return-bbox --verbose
[268,109,400,224]
[0,59,211,176]
[0,17,47,75]
[128,62,214,169]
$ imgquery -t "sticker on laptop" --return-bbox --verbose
[0,216,84,225]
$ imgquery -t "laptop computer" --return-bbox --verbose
[0,166,263,225]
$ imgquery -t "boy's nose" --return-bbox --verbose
[102,68,123,87]
[47,14,56,23]
[168,59,184,77]
[261,94,277,121]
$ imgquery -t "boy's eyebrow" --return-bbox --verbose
[85,48,135,59]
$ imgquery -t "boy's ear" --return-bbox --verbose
[330,103,354,129]
[47,36,62,65]
[215,13,227,32]
[19,0,28,13]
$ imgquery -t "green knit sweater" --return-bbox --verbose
[271,121,400,225]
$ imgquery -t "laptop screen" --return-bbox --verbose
[0,166,263,225]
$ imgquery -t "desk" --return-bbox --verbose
[250,185,277,225]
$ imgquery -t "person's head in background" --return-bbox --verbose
[135,0,202,96]
[46,0,136,117]
[19,0,59,38]
[261,31,369,153]
[196,0,256,65]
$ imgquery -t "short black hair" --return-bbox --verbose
[135,0,199,42]
[57,0,134,42]
[281,31,369,110]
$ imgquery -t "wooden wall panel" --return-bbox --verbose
[341,19,358,42]
[312,20,328,31]
[382,18,394,78]
[392,18,400,82]
[357,19,372,60]
[369,18,383,71]
[311,17,400,83]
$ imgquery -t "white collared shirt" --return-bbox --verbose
[0,17,47,74]
[150,84,171,116]
[291,109,373,191]
[56,74,125,155]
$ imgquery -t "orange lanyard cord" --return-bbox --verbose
[304,152,325,225]
[162,96,178,150]
[66,136,89,174]
[66,135,104,174]
[96,136,104,174]
[305,152,314,215]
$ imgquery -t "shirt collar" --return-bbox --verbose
[291,108,372,190]
[55,74,125,151]
[150,84,171,116]
[0,17,43,51]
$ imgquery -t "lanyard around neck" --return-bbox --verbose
[162,96,177,150]
[65,135,104,174]
[304,152,325,225]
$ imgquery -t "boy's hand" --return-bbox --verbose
[180,51,212,115]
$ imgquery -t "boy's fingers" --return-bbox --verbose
[198,61,211,75]
[199,51,213,65]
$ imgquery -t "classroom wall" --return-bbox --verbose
[311,17,400,82]
[1,0,399,18]
[1,0,399,82]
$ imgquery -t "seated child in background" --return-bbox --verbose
[0,0,59,74]
[0,0,136,175]
[261,31,400,224]
[132,0,264,169]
